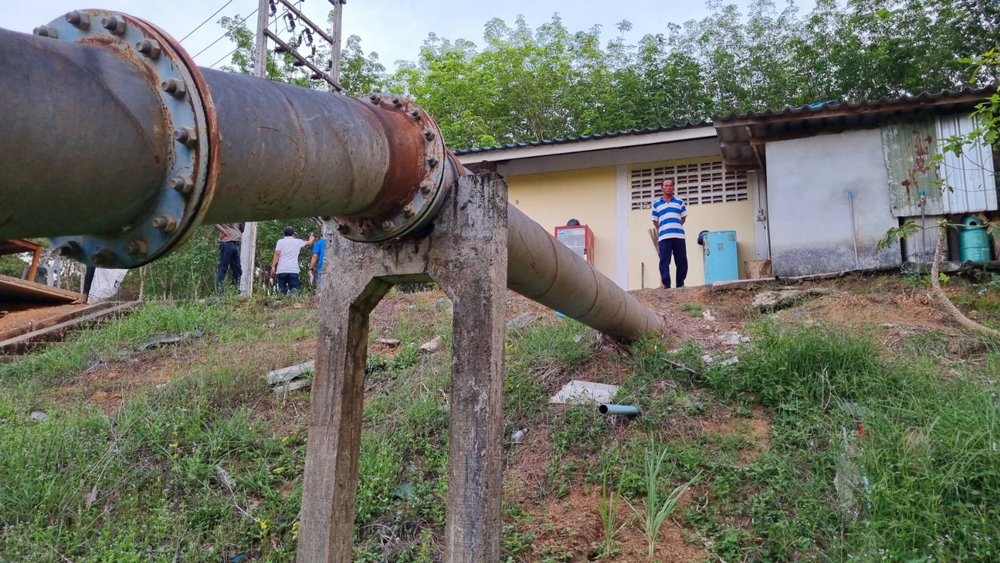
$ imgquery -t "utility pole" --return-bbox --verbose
[330,0,343,85]
[239,0,270,296]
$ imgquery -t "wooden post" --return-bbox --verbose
[297,174,508,562]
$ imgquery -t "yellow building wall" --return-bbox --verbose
[503,158,758,291]
[507,167,618,281]
[626,158,758,290]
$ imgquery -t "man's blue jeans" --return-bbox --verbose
[216,241,242,289]
[277,273,300,295]
[657,238,688,288]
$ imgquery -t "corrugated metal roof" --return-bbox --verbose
[712,86,995,124]
[453,121,711,156]
[453,88,994,165]
[713,86,996,172]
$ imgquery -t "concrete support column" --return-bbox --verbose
[297,173,508,563]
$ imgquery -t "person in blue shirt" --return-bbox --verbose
[309,235,326,294]
[651,178,688,288]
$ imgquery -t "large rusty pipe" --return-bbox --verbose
[0,19,452,264]
[199,67,453,228]
[0,26,171,239]
[0,11,662,340]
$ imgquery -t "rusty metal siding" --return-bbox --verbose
[883,120,942,217]
[883,115,997,217]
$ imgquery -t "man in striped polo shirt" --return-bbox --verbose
[651,178,688,288]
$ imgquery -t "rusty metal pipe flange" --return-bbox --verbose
[332,93,456,242]
[43,10,216,269]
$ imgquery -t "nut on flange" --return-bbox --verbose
[152,215,177,232]
[101,16,126,35]
[33,26,58,38]
[162,78,186,98]
[66,11,90,29]
[125,239,149,256]
[174,126,197,147]
[57,241,81,257]
[137,38,161,59]
[92,248,114,265]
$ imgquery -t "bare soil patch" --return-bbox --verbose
[699,406,772,465]
[776,291,955,334]
[521,488,707,562]
[51,345,200,414]
[506,425,555,501]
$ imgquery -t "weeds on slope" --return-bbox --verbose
[618,323,1000,562]
[5,293,999,562]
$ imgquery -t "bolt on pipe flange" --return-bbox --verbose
[333,93,456,243]
[45,9,217,269]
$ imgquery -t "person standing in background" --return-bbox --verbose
[651,178,688,288]
[308,235,326,295]
[214,223,243,290]
[271,226,315,296]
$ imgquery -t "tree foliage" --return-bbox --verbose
[383,0,998,149]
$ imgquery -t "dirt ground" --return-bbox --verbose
[523,487,708,562]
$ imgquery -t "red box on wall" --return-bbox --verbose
[554,225,594,264]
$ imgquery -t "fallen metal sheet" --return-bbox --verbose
[549,380,620,405]
[266,361,316,386]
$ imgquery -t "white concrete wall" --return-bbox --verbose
[766,129,901,276]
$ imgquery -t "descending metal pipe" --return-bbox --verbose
[0,11,661,341]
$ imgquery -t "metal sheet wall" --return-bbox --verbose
[936,114,997,215]
[883,115,997,218]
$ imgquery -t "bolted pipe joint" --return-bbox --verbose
[327,93,457,244]
[18,9,218,270]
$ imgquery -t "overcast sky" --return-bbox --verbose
[5,0,762,72]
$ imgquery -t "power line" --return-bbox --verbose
[191,8,259,61]
[208,46,240,69]
[179,0,235,43]
[208,8,290,69]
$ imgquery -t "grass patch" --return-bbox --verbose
[680,302,704,317]
[627,323,1000,562]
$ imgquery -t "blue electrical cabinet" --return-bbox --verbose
[702,230,739,284]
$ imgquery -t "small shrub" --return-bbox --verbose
[625,442,699,558]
